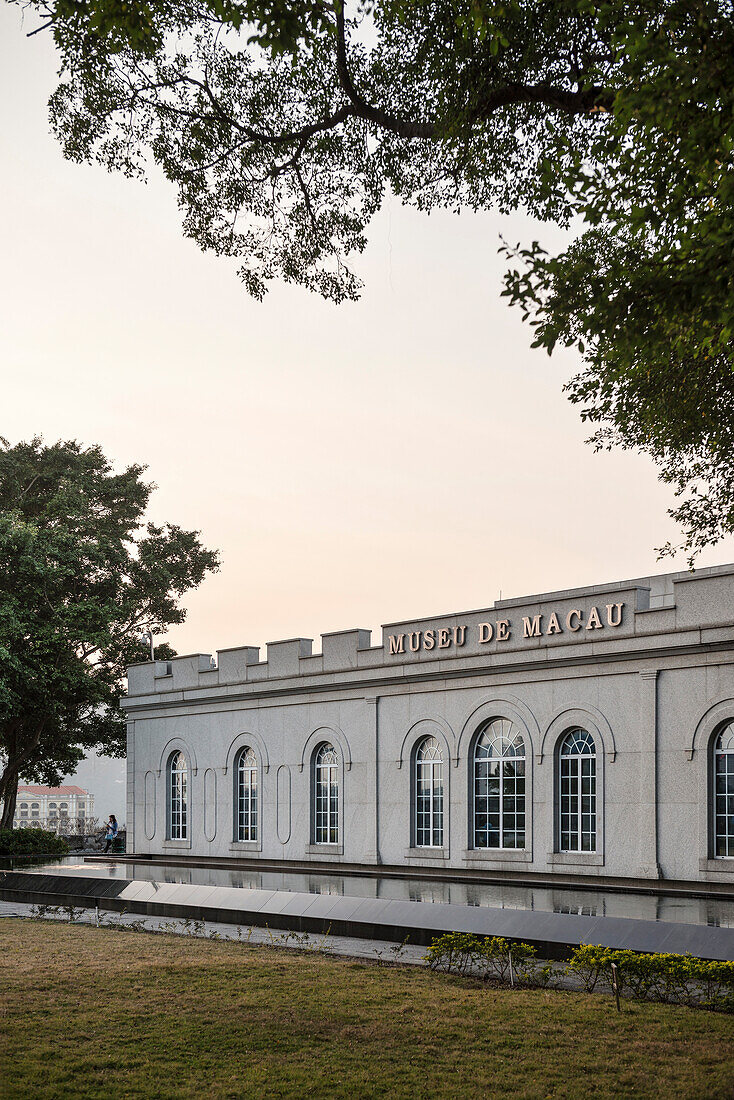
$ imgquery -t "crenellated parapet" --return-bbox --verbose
[125,564,734,699]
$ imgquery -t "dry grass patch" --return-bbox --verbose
[1,920,733,1099]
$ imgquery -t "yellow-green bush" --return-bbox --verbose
[425,933,551,985]
[566,944,734,1010]
[425,934,734,1011]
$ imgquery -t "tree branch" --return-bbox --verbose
[333,4,613,138]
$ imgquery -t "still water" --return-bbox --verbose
[5,855,734,930]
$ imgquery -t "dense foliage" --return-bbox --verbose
[0,438,219,828]
[0,827,69,855]
[10,1,734,558]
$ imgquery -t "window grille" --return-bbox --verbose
[714,723,734,857]
[473,719,526,850]
[236,747,258,842]
[168,750,188,840]
[559,728,597,852]
[415,736,444,847]
[314,743,339,845]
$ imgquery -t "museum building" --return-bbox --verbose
[123,565,734,888]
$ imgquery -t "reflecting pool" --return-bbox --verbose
[7,855,734,930]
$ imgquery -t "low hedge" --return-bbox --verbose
[567,943,734,1010]
[425,933,734,1011]
[0,827,69,857]
[425,932,552,985]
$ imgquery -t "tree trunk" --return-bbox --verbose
[0,719,46,829]
[0,765,19,829]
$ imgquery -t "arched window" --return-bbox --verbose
[415,736,443,848]
[236,747,258,842]
[313,743,339,845]
[473,719,526,850]
[714,723,734,858]
[168,750,188,840]
[559,728,596,852]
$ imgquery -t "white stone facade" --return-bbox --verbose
[123,565,734,886]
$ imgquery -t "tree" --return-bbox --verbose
[0,438,219,828]
[9,1,734,559]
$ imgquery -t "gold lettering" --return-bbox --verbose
[566,609,583,632]
[454,625,467,647]
[438,627,451,649]
[546,612,562,635]
[587,605,603,630]
[606,602,624,627]
[388,634,405,655]
[424,629,436,650]
[496,619,511,642]
[522,614,542,638]
[408,630,422,652]
[478,622,494,644]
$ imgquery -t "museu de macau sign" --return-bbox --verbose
[387,602,625,656]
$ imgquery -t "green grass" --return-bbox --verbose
[2,921,734,1099]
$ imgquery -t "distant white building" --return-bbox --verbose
[13,785,94,832]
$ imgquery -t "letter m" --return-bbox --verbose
[388,634,405,655]
[522,615,542,638]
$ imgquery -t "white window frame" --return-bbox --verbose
[713,722,734,859]
[236,746,258,842]
[313,743,339,845]
[472,718,526,851]
[558,728,597,853]
[414,736,444,848]
[168,750,188,841]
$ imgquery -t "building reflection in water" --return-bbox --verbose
[408,881,451,905]
[552,894,600,918]
[308,878,344,896]
[50,857,734,930]
[464,884,535,911]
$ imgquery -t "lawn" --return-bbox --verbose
[1,921,733,1099]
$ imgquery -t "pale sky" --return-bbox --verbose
[3,4,733,676]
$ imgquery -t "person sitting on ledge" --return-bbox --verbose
[103,814,118,854]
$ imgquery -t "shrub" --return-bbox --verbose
[425,934,734,1012]
[475,936,537,983]
[425,933,543,985]
[425,932,482,976]
[0,827,69,856]
[566,944,734,1010]
[565,943,617,993]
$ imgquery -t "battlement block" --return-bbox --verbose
[266,638,313,678]
[217,645,261,684]
[127,662,155,696]
[170,653,214,690]
[321,629,371,671]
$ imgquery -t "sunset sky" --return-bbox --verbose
[4,4,733,677]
